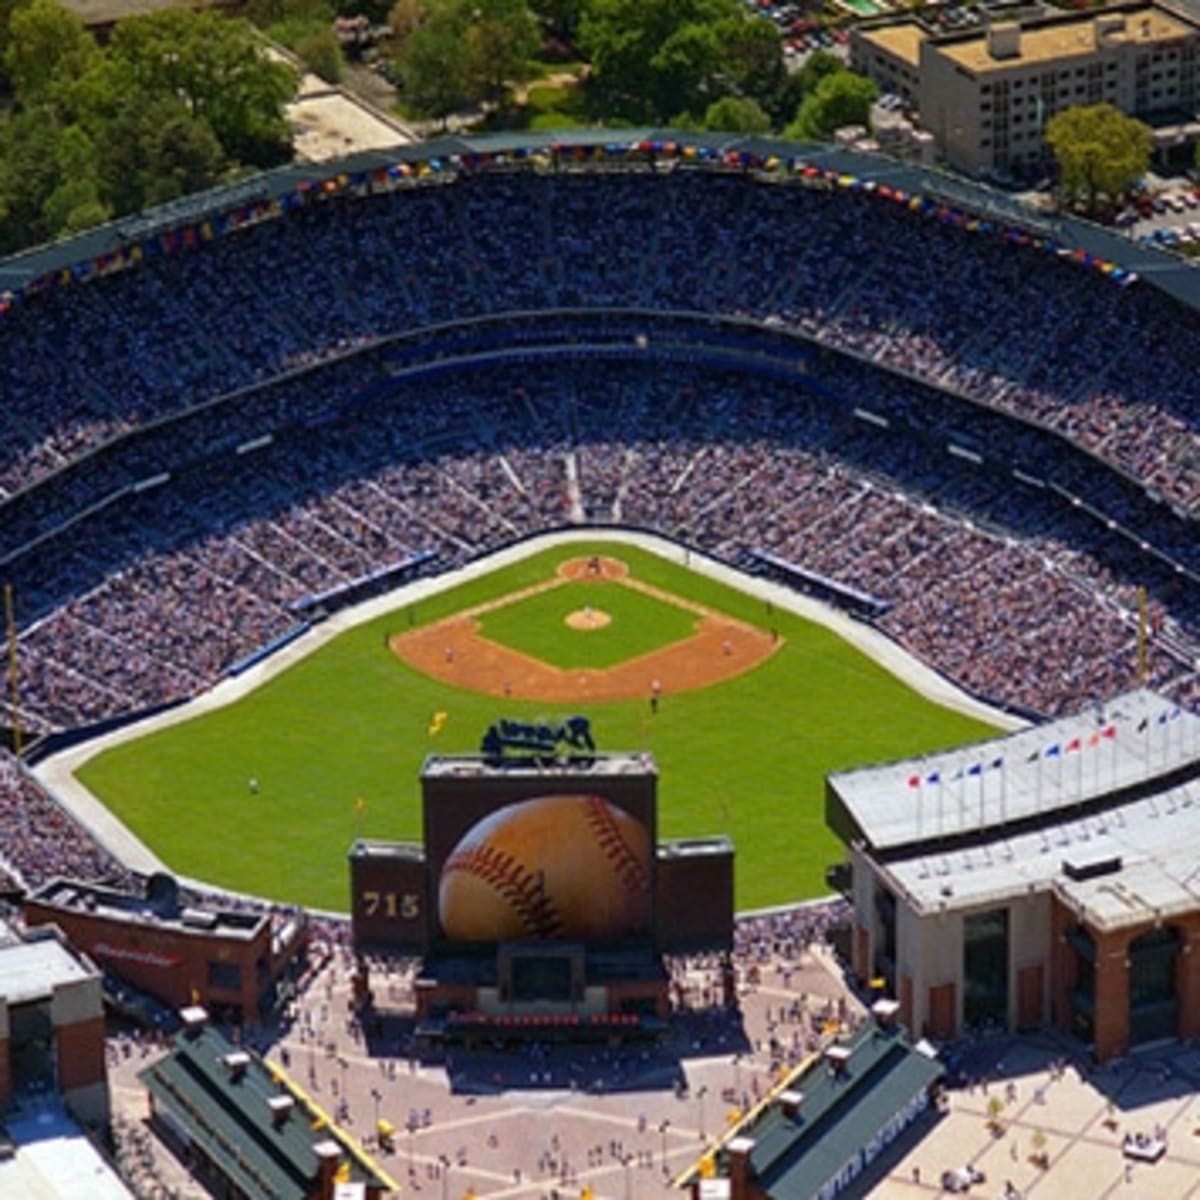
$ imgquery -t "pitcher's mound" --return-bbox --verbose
[566,608,612,631]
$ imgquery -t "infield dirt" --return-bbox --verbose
[389,555,781,702]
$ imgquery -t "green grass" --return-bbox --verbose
[478,580,697,668]
[76,542,996,912]
[528,112,590,131]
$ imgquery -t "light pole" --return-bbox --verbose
[623,1152,633,1200]
[697,1085,709,1141]
[370,1087,381,1129]
[439,1153,451,1200]
[660,1119,671,1175]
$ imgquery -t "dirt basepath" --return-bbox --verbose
[388,555,781,703]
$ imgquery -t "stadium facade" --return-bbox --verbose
[829,689,1200,1060]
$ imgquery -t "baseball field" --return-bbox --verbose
[75,540,997,912]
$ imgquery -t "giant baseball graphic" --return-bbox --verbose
[438,794,652,942]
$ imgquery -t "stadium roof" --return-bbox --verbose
[4,133,1200,315]
[0,929,94,1006]
[828,689,1199,851]
[879,771,1200,930]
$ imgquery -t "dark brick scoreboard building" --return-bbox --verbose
[349,751,735,1037]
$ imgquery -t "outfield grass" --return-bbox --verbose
[76,542,997,912]
[478,580,697,668]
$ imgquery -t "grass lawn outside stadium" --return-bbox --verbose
[59,534,1007,913]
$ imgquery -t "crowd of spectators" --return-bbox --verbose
[1,170,1198,512]
[0,749,135,892]
[2,348,1197,733]
[0,167,1197,737]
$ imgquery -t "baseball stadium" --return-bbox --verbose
[3,132,1200,1200]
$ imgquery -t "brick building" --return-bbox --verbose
[23,874,309,1026]
[0,922,108,1128]
[828,688,1200,1061]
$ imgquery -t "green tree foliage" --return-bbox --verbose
[578,0,783,124]
[785,69,876,140]
[5,0,97,101]
[396,0,537,119]
[0,106,66,248]
[295,26,345,82]
[388,0,426,42]
[94,96,226,214]
[107,11,296,166]
[0,1,296,251]
[703,94,769,133]
[1045,103,1152,213]
[796,49,843,97]
[527,0,585,42]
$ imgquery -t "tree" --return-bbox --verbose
[395,0,537,118]
[5,0,97,102]
[1045,103,1151,214]
[579,0,782,124]
[527,0,585,43]
[295,26,344,82]
[796,49,843,97]
[107,11,295,166]
[41,122,110,234]
[462,0,538,102]
[0,105,65,250]
[388,0,426,42]
[704,95,770,133]
[786,70,876,140]
[396,5,472,120]
[94,95,226,214]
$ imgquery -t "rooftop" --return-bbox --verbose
[0,930,94,1006]
[28,878,266,940]
[829,689,1198,851]
[0,1107,132,1200]
[139,1020,395,1200]
[882,773,1200,929]
[422,751,657,778]
[858,22,927,68]
[937,8,1194,73]
[714,1023,943,1199]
